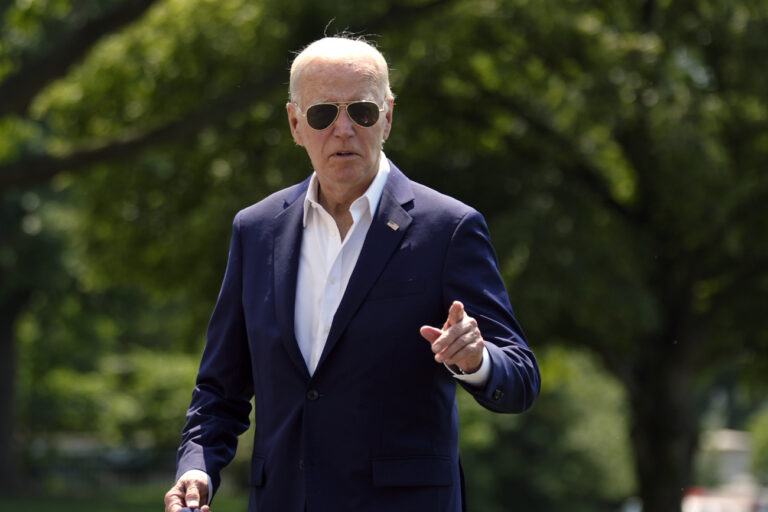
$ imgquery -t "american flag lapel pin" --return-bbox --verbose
[386,220,399,231]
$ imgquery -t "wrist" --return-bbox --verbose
[450,358,482,375]
[461,361,482,374]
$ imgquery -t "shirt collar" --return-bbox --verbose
[302,152,391,227]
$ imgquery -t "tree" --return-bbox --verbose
[0,0,162,488]
[0,189,66,487]
[387,2,768,510]
[388,2,768,509]
[2,0,767,510]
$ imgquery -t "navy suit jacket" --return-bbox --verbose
[176,161,540,512]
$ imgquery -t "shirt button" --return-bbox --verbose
[306,389,320,401]
[298,459,304,470]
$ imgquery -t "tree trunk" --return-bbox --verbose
[0,301,23,492]
[626,345,698,512]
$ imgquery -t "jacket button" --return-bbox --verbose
[306,389,320,401]
[298,459,304,470]
[492,388,504,401]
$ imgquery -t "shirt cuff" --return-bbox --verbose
[179,469,213,505]
[447,346,491,387]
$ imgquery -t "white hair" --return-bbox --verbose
[289,36,394,105]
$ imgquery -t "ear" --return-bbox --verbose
[382,98,394,141]
[286,102,304,146]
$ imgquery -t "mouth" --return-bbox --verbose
[330,151,360,161]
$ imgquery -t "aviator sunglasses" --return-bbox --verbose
[297,101,386,130]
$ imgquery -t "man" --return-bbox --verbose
[164,36,539,512]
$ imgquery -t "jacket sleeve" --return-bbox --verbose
[442,209,540,413]
[175,212,254,494]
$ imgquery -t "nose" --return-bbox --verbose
[331,105,356,137]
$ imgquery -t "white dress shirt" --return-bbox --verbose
[294,154,390,375]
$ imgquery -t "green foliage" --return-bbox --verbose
[0,189,63,304]
[13,196,202,447]
[16,283,200,448]
[2,0,768,507]
[459,346,634,511]
[749,405,768,484]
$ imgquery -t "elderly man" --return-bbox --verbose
[164,36,539,512]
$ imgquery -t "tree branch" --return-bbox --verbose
[0,0,160,118]
[0,0,458,190]
[641,0,657,29]
[488,91,647,227]
[0,76,275,189]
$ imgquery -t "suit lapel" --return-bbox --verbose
[315,164,415,373]
[273,180,311,380]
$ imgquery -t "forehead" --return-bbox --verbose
[296,57,382,105]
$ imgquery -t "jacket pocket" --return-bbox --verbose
[250,456,265,487]
[371,456,453,487]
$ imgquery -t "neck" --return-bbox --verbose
[317,181,366,241]
[314,155,381,240]
[317,184,362,217]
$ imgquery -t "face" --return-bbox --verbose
[286,57,394,199]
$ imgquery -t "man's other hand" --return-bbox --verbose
[420,301,484,374]
[164,469,211,512]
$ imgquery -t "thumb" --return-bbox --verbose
[420,325,442,343]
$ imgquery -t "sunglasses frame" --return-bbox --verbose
[296,100,387,130]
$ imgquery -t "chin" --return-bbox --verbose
[334,161,373,179]
[333,169,367,184]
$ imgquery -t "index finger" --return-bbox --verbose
[446,301,465,327]
[185,484,202,509]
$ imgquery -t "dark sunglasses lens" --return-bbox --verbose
[306,104,339,129]
[347,102,380,127]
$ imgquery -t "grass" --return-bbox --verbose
[7,483,249,512]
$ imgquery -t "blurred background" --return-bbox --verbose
[1,0,767,511]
